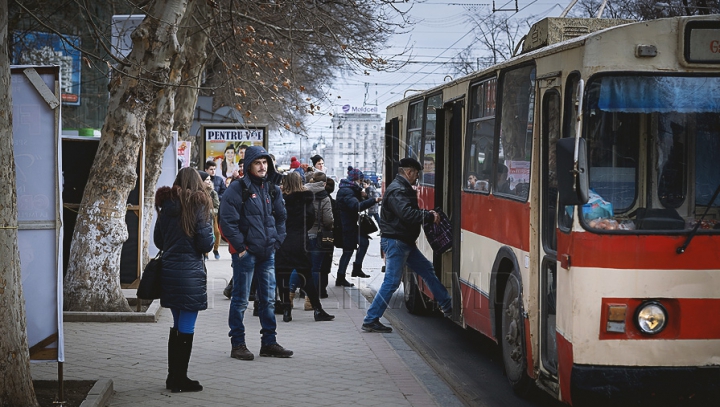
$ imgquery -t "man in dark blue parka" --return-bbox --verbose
[219,146,291,360]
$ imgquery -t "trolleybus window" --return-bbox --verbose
[464,78,496,193]
[497,65,535,201]
[421,94,442,186]
[583,74,720,232]
[406,100,423,162]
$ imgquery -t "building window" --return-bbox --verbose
[338,142,343,148]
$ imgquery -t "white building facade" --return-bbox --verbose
[327,104,383,180]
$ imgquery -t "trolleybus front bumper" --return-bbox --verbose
[571,364,720,406]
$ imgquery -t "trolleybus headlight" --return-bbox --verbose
[634,301,667,335]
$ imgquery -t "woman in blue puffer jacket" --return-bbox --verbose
[154,167,214,393]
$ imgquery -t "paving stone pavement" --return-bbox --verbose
[31,237,463,406]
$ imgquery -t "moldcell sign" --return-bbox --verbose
[341,104,379,113]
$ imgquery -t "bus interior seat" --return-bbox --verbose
[635,208,685,230]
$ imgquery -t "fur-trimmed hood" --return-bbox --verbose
[155,186,180,216]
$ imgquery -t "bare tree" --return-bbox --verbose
[0,0,40,403]
[7,0,411,311]
[466,11,532,68]
[63,0,190,311]
[569,0,718,19]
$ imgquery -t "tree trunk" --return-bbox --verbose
[142,0,212,266]
[0,0,40,404]
[64,0,189,312]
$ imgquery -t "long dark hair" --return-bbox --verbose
[173,167,212,236]
[222,144,235,176]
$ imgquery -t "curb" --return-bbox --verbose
[78,378,113,407]
[64,299,162,322]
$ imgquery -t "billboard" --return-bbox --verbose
[12,31,82,106]
[203,125,266,179]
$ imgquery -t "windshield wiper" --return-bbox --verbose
[677,183,720,254]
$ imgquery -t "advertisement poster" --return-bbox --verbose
[506,160,530,190]
[12,31,82,106]
[178,140,191,169]
[204,127,265,179]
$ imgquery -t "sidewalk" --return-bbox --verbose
[31,237,463,406]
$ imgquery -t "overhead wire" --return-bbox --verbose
[372,0,544,107]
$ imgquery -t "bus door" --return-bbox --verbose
[384,118,400,191]
[446,99,464,321]
[539,87,561,377]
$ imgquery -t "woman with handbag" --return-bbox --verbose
[154,167,214,393]
[275,172,335,323]
[306,173,334,300]
[335,168,382,286]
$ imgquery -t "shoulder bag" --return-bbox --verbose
[359,211,378,236]
[137,251,163,300]
[422,208,453,253]
[316,200,334,250]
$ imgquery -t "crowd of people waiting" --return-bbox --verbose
[153,148,399,392]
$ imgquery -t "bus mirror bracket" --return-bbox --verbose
[557,137,589,206]
[557,78,589,206]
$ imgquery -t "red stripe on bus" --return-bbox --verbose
[461,192,531,251]
[459,282,496,341]
[557,333,574,405]
[558,232,720,270]
[599,298,720,340]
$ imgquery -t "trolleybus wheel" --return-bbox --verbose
[501,271,533,396]
[403,268,430,315]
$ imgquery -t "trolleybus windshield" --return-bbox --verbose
[582,74,720,233]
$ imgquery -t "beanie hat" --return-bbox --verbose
[399,157,422,171]
[347,168,364,182]
[290,156,300,169]
[311,154,323,166]
[198,170,210,181]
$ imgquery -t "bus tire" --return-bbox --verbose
[403,268,430,315]
[501,271,533,396]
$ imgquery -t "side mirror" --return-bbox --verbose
[557,137,589,206]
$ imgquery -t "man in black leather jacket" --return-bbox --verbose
[362,157,452,333]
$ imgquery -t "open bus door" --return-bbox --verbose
[384,118,400,192]
[539,86,562,380]
[447,100,464,322]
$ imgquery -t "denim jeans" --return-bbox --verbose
[364,237,451,324]
[229,251,277,347]
[309,237,323,290]
[337,234,370,276]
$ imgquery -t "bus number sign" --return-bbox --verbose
[684,22,720,64]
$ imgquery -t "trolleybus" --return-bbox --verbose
[384,15,720,406]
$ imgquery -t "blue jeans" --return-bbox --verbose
[171,308,198,334]
[337,234,370,276]
[364,237,451,324]
[309,237,324,288]
[229,252,277,347]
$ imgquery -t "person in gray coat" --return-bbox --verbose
[154,167,215,392]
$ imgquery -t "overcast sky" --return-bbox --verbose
[302,0,568,137]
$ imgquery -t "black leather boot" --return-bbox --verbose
[335,274,354,287]
[223,278,233,299]
[166,328,178,389]
[171,332,203,393]
[351,262,370,278]
[283,304,292,322]
[314,307,335,321]
[320,273,329,298]
[253,300,259,316]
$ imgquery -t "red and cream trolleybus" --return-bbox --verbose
[384,15,720,406]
